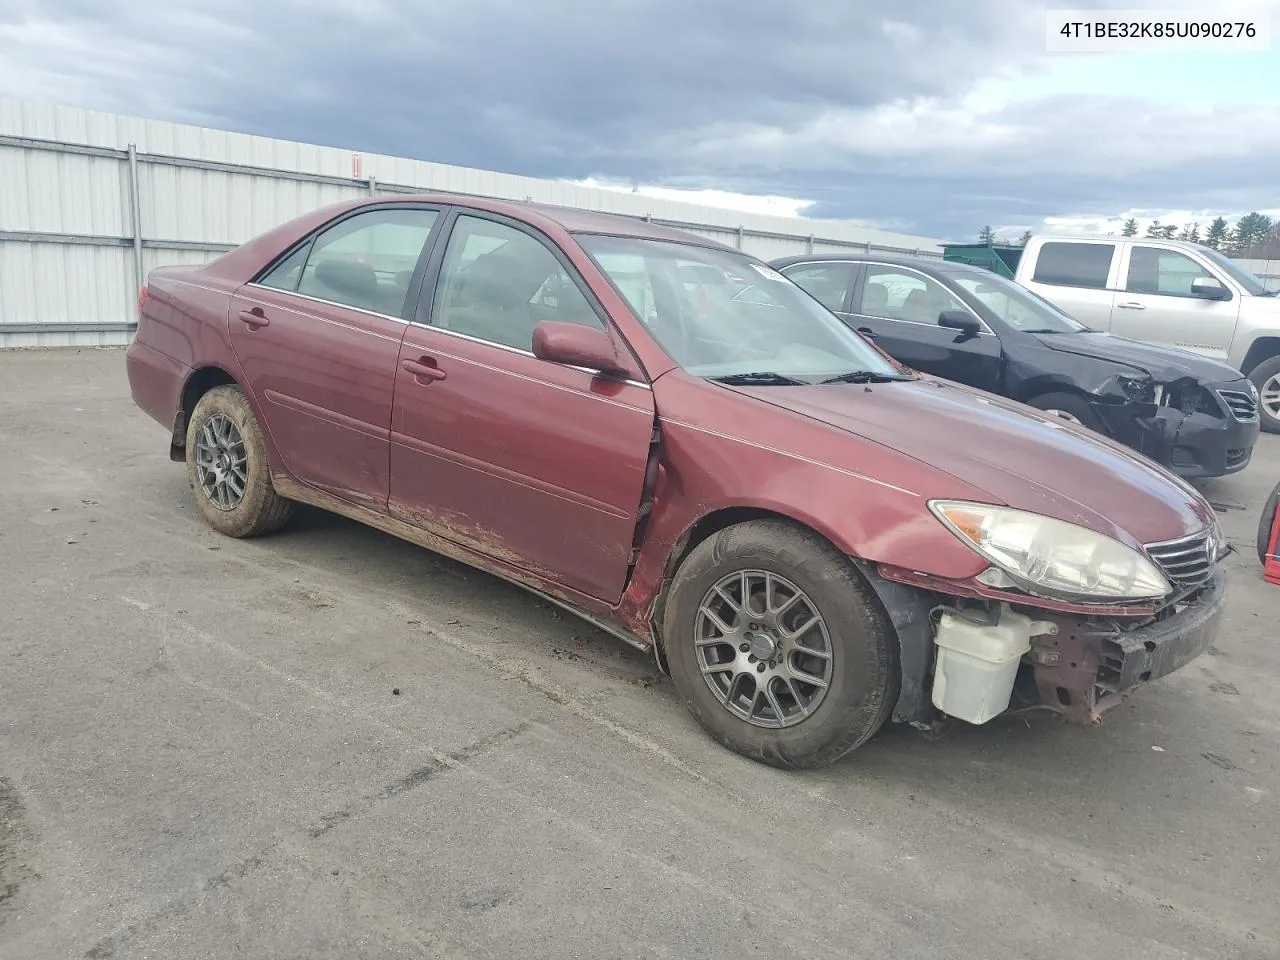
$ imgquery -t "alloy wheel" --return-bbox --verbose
[694,570,834,728]
[194,413,248,511]
[1261,374,1280,421]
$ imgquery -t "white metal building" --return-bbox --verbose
[0,98,946,349]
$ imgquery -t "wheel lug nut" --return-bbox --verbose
[756,663,765,673]
[748,655,757,664]
[739,643,749,653]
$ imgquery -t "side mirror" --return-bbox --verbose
[532,321,630,377]
[938,310,981,336]
[1190,277,1230,300]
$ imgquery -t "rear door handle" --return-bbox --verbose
[401,357,447,383]
[238,308,269,328]
[1116,301,1146,310]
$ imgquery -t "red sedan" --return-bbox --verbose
[127,195,1226,768]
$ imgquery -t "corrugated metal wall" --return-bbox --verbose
[0,98,948,348]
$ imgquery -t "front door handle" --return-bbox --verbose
[401,357,447,383]
[238,308,269,328]
[1116,301,1146,310]
[857,326,878,339]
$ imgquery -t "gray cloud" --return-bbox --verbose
[1,0,1273,240]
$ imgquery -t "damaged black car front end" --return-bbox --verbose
[1029,335,1261,480]
[769,253,1261,480]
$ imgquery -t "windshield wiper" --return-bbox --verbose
[1020,328,1073,334]
[819,370,913,384]
[709,371,808,386]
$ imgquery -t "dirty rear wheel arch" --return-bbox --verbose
[172,365,241,458]
[662,517,900,769]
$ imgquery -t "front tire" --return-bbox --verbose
[1248,355,1280,434]
[1026,391,1104,431]
[662,520,899,769]
[185,385,293,538]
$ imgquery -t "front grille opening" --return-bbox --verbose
[1145,530,1214,590]
[1227,447,1249,467]
[1169,446,1199,470]
[1217,389,1259,422]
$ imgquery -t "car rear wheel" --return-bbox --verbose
[185,385,294,538]
[1248,356,1280,434]
[1026,392,1104,431]
[662,519,898,769]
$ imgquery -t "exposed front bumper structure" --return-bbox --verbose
[1097,379,1259,480]
[1019,568,1225,724]
[861,561,1227,729]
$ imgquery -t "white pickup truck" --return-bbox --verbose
[1001,236,1280,433]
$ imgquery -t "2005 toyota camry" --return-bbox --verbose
[126,195,1227,769]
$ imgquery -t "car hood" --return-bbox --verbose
[1031,331,1245,382]
[731,377,1215,546]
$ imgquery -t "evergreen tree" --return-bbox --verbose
[1176,223,1200,244]
[1016,230,1032,247]
[1121,218,1138,236]
[1203,217,1229,250]
[1145,220,1164,238]
[1234,212,1274,256]
[978,225,996,244]
[1160,224,1178,239]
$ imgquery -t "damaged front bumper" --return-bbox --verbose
[858,561,1226,729]
[1095,379,1259,480]
[1015,568,1225,724]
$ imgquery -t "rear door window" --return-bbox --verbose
[1031,242,1116,289]
[295,208,440,317]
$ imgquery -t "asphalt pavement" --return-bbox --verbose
[1,347,1277,959]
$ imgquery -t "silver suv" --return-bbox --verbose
[1011,235,1279,432]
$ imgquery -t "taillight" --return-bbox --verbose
[137,284,149,314]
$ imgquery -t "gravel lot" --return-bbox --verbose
[1,347,1277,960]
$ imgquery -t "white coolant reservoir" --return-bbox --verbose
[931,606,1056,725]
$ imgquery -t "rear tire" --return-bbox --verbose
[662,520,898,770]
[1026,391,1104,432]
[185,385,293,538]
[1247,355,1280,434]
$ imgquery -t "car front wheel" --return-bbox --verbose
[1249,355,1280,434]
[662,519,899,769]
[185,385,294,538]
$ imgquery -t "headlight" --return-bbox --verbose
[930,500,1172,602]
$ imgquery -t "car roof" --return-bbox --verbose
[770,251,961,272]
[363,192,737,252]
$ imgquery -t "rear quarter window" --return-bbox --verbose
[1031,242,1115,290]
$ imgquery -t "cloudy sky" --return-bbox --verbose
[1,0,1278,241]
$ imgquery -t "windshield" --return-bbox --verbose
[947,269,1088,334]
[576,235,903,382]
[1194,245,1272,296]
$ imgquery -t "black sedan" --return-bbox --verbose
[770,253,1261,479]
